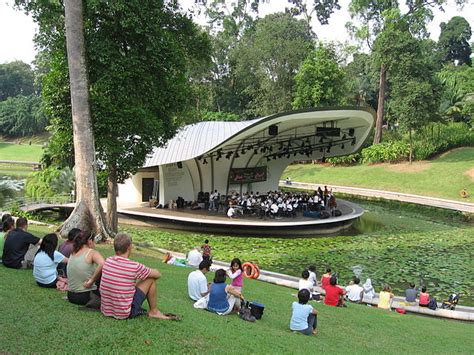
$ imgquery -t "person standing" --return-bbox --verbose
[201,239,212,263]
[2,217,41,269]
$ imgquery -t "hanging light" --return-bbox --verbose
[351,137,356,146]
[203,158,208,164]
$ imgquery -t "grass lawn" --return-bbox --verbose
[0,142,43,162]
[284,147,474,202]
[1,229,472,354]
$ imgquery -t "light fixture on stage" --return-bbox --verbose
[203,158,208,164]
[349,128,355,136]
[268,125,278,136]
[177,162,183,168]
[225,151,233,159]
[234,152,240,158]
[351,137,356,146]
[253,148,258,154]
[197,156,202,161]
[241,148,246,154]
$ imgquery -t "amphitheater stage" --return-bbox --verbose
[117,199,364,237]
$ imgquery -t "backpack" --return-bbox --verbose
[428,298,438,310]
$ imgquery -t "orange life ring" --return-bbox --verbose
[242,262,260,279]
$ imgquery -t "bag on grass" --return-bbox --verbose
[249,301,265,320]
[428,298,438,310]
[239,301,256,322]
[193,295,209,309]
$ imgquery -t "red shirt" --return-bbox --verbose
[201,244,211,257]
[321,275,331,290]
[100,255,151,319]
[324,284,345,306]
[419,292,429,306]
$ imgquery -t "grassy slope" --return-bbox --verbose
[0,142,43,162]
[0,236,472,354]
[284,148,474,202]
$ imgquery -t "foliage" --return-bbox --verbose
[412,122,474,160]
[24,166,74,200]
[292,43,346,109]
[231,12,314,117]
[343,52,378,107]
[0,178,20,207]
[326,153,361,166]
[438,16,472,66]
[0,61,35,101]
[438,64,474,124]
[360,140,410,164]
[0,95,48,137]
[200,111,240,122]
[2,237,473,353]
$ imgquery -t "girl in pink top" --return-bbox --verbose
[227,258,243,292]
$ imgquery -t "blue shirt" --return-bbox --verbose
[290,302,313,330]
[207,282,229,313]
[33,251,65,284]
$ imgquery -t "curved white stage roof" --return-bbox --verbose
[144,107,375,167]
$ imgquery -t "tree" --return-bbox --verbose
[293,43,346,108]
[0,61,35,101]
[61,0,112,238]
[343,52,378,107]
[231,12,314,117]
[0,95,47,137]
[438,16,472,66]
[347,0,468,144]
[16,0,212,234]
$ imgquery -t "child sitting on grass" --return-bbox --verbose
[290,289,318,336]
[419,286,430,307]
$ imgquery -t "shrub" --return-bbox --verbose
[25,166,74,200]
[326,153,361,166]
[361,141,410,164]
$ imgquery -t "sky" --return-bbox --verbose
[0,0,473,65]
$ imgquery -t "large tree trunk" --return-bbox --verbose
[373,63,386,145]
[107,165,118,233]
[60,0,113,240]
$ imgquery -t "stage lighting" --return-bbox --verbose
[268,125,278,136]
[351,137,356,146]
[234,152,240,158]
[197,156,202,161]
[349,128,355,136]
[253,148,258,154]
[177,162,183,168]
[203,158,208,164]
[225,151,233,159]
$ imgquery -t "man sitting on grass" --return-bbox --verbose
[188,260,211,301]
[100,232,172,320]
[324,275,347,307]
[2,217,41,269]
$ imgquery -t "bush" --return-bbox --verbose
[326,153,361,166]
[25,166,74,200]
[412,122,474,160]
[361,141,410,164]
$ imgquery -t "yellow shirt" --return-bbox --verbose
[378,291,392,309]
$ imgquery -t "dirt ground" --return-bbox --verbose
[385,161,431,173]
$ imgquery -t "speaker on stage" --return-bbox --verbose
[177,162,183,169]
[268,125,278,136]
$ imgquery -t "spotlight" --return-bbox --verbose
[253,148,258,154]
[241,148,246,154]
[351,137,356,146]
[349,128,355,137]
[197,156,202,161]
[225,151,233,159]
[235,152,240,158]
[203,158,208,164]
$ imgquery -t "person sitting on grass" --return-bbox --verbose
[377,284,394,310]
[33,233,68,288]
[100,233,174,320]
[345,277,364,303]
[307,265,318,287]
[290,289,318,336]
[362,278,376,302]
[188,259,211,301]
[1,215,15,263]
[163,252,187,267]
[324,275,347,307]
[320,268,332,291]
[405,283,418,303]
[419,286,430,307]
[59,228,81,258]
[67,231,105,306]
[186,247,203,268]
[207,269,243,315]
[299,270,314,294]
[2,217,41,269]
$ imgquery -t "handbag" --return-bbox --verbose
[193,295,209,309]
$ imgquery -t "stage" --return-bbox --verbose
[117,199,364,236]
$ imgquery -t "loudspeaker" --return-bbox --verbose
[268,125,278,136]
[177,162,183,169]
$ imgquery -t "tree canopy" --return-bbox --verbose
[438,16,472,66]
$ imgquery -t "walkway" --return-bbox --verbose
[159,248,474,322]
[280,181,474,214]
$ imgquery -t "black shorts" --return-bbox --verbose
[37,279,58,288]
[129,287,147,318]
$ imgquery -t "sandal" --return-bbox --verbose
[164,313,182,321]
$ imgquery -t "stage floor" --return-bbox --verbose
[117,199,364,236]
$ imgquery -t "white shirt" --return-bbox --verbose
[227,207,235,217]
[188,270,208,301]
[298,279,314,293]
[346,284,364,302]
[187,249,203,268]
[308,271,317,286]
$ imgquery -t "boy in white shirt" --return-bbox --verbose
[299,270,314,293]
[345,277,364,303]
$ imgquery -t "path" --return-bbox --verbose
[280,181,474,214]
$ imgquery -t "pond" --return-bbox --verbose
[0,174,25,207]
[124,198,474,306]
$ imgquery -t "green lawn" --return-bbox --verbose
[0,232,472,354]
[284,147,474,202]
[0,142,43,162]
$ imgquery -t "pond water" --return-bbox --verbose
[0,174,25,206]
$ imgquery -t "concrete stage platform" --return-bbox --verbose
[117,199,364,237]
